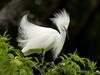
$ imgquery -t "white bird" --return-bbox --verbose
[17,9,70,60]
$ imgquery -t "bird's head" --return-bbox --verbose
[50,9,70,32]
[50,9,70,40]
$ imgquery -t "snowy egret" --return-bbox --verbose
[17,9,70,60]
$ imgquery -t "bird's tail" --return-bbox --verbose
[17,14,31,48]
[20,14,30,27]
[50,9,70,29]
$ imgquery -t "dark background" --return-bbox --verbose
[0,0,100,69]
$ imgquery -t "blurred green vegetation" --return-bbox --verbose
[0,33,100,75]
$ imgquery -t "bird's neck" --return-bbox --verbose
[59,28,66,43]
[52,28,66,59]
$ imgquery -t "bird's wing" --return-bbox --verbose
[18,26,52,43]
[17,24,43,48]
[21,29,58,56]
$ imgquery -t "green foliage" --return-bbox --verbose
[45,53,100,75]
[0,33,100,75]
[0,33,37,75]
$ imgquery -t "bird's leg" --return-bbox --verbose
[41,49,45,64]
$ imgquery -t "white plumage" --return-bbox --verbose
[17,9,70,59]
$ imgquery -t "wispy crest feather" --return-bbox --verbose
[50,9,70,28]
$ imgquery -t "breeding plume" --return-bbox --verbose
[17,9,70,60]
